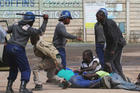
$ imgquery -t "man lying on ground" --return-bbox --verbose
[55,66,140,91]
[55,65,111,89]
[54,49,140,91]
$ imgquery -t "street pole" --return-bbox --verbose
[126,0,130,43]
[83,0,86,42]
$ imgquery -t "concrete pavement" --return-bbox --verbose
[0,65,140,93]
[0,43,140,93]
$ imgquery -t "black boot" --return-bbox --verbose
[32,84,43,91]
[6,80,14,93]
[19,81,32,93]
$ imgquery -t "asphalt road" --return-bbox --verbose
[0,43,140,93]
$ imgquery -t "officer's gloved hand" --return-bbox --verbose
[43,14,48,21]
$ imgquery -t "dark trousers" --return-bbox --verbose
[69,75,101,88]
[4,44,31,82]
[57,48,66,68]
[96,43,104,68]
[104,46,126,80]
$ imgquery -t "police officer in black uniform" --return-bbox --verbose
[5,12,48,93]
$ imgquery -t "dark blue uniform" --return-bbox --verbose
[5,19,47,82]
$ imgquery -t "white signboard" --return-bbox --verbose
[0,0,82,18]
[84,3,105,28]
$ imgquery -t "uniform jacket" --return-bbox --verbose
[7,20,47,48]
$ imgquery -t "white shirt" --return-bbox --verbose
[81,56,101,73]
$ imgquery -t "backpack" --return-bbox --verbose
[36,37,59,61]
[30,35,61,66]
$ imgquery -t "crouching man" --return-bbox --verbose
[30,35,61,91]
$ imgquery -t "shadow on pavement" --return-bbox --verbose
[0,91,5,93]
[0,90,18,93]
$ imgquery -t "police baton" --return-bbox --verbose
[16,13,44,17]
[0,20,8,27]
[0,20,7,22]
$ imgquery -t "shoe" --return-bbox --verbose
[32,84,43,91]
[6,80,14,93]
[102,76,111,89]
[19,81,32,93]
[60,80,71,89]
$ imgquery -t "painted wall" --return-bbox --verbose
[0,0,140,43]
[0,0,83,42]
[84,0,127,42]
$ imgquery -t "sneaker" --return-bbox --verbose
[102,76,111,89]
[32,84,43,91]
